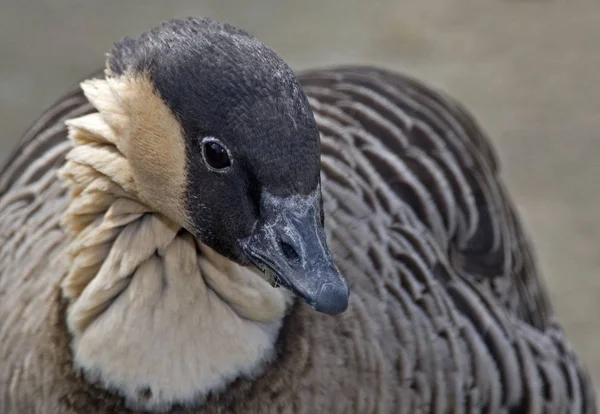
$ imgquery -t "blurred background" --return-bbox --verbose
[1,0,599,396]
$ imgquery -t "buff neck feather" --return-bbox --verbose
[57,74,294,412]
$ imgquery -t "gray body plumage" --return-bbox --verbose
[0,65,596,413]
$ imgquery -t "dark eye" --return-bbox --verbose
[201,138,232,171]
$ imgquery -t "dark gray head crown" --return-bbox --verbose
[107,17,321,195]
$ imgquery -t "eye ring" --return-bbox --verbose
[200,137,233,172]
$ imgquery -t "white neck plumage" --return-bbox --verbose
[58,75,293,412]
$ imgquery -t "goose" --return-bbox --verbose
[0,16,596,414]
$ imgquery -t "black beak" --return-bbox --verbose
[239,192,349,315]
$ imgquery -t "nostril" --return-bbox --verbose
[279,240,300,263]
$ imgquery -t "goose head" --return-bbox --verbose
[58,18,350,410]
[94,17,349,315]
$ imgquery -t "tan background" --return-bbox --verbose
[1,0,599,397]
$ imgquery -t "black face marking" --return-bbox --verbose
[108,18,322,262]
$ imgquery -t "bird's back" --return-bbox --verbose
[302,67,596,413]
[0,67,595,413]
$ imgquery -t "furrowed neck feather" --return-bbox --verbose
[57,73,293,411]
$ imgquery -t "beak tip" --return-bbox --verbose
[312,282,350,315]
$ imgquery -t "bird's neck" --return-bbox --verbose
[58,104,293,412]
